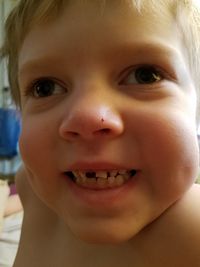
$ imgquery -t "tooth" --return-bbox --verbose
[119,170,127,175]
[109,170,118,177]
[81,176,87,183]
[76,177,82,185]
[72,171,81,179]
[79,171,87,179]
[115,175,124,186]
[97,178,107,187]
[108,176,115,184]
[123,173,130,181]
[73,170,131,188]
[86,178,96,185]
[96,171,107,179]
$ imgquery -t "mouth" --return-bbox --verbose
[64,169,137,189]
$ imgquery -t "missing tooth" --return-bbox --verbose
[85,172,96,178]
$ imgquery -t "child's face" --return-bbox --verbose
[18,1,199,244]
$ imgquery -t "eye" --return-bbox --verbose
[120,66,163,85]
[29,79,66,98]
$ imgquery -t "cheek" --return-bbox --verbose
[19,120,62,203]
[19,127,36,167]
[142,119,197,163]
[147,114,199,180]
[19,119,55,171]
[135,110,199,193]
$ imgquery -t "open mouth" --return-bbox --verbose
[64,169,137,189]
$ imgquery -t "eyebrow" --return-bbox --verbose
[18,59,58,78]
[18,41,184,78]
[108,41,184,64]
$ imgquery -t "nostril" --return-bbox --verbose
[67,131,80,138]
[60,131,80,141]
[94,128,111,135]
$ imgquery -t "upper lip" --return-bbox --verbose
[64,161,137,171]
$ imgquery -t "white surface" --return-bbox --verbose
[0,212,23,267]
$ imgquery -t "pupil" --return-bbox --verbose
[35,80,54,97]
[136,67,160,84]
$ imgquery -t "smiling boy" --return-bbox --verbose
[1,0,200,266]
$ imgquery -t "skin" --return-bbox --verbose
[14,1,200,266]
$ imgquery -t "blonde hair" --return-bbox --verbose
[1,0,200,120]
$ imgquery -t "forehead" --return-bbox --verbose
[18,0,181,75]
[30,0,173,34]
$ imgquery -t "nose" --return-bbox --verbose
[59,95,124,142]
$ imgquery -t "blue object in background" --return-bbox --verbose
[0,108,21,158]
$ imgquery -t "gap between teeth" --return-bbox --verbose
[73,170,130,179]
[69,170,136,188]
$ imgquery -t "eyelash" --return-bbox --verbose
[119,65,166,86]
[23,65,168,99]
[24,78,67,98]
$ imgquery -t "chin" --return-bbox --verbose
[76,232,131,245]
[69,223,139,245]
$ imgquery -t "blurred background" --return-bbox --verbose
[0,2,23,267]
[0,0,21,184]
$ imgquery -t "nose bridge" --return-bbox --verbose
[59,84,124,141]
[71,79,113,115]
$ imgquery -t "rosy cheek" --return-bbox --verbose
[19,123,43,166]
[133,108,199,173]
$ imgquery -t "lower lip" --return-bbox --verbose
[64,174,138,207]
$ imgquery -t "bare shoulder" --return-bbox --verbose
[163,183,200,243]
[180,183,200,213]
[188,182,200,196]
[170,183,200,223]
[143,184,200,266]
[14,165,58,232]
[15,165,45,209]
[15,164,57,218]
[13,166,61,267]
[184,183,200,224]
